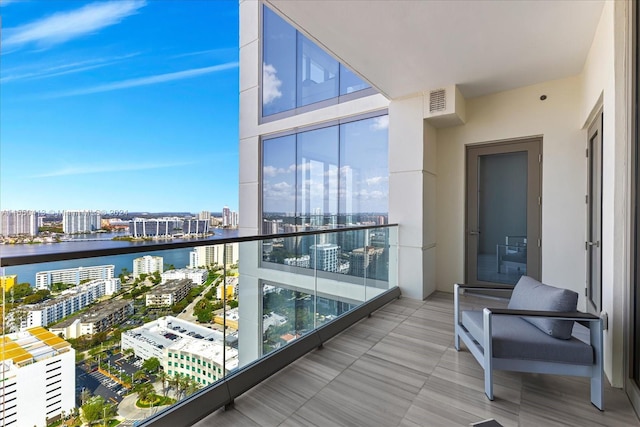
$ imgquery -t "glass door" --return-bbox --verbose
[466,138,542,285]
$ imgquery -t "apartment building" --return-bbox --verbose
[62,210,100,234]
[161,268,207,285]
[189,243,239,268]
[0,327,75,426]
[133,255,164,278]
[35,264,115,290]
[0,210,39,236]
[145,279,192,307]
[235,0,640,418]
[49,299,133,339]
[13,279,120,330]
[0,275,17,292]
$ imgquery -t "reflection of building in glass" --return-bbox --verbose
[0,327,75,427]
[133,255,164,278]
[121,316,238,385]
[349,246,385,278]
[310,243,340,272]
[0,210,39,236]
[283,255,310,268]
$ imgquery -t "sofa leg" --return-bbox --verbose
[591,371,604,411]
[484,369,494,401]
[454,329,460,351]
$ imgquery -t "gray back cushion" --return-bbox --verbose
[508,276,578,339]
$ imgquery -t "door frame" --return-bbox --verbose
[465,137,543,285]
[586,110,604,315]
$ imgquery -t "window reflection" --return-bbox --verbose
[262,115,388,230]
[262,5,370,117]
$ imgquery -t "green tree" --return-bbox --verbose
[142,357,160,374]
[135,382,155,403]
[134,369,147,383]
[156,369,170,398]
[81,396,107,426]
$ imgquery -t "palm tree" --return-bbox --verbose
[80,388,92,406]
[178,375,190,400]
[135,382,155,404]
[169,373,182,400]
[185,378,202,397]
[156,369,169,398]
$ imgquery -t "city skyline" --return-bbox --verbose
[0,0,240,212]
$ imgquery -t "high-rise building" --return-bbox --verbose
[35,265,115,290]
[0,210,39,236]
[133,255,164,278]
[182,219,209,235]
[129,218,174,238]
[189,243,239,268]
[222,206,231,227]
[62,210,101,234]
[198,211,211,221]
[0,327,75,427]
[309,243,340,272]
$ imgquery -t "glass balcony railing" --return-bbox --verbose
[0,225,397,427]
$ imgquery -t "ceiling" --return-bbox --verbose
[267,0,605,99]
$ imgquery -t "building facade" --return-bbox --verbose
[133,255,164,278]
[129,218,175,238]
[49,299,133,339]
[145,279,192,307]
[35,265,115,290]
[121,316,238,385]
[62,210,101,234]
[12,279,120,330]
[189,243,239,268]
[0,327,75,426]
[0,275,17,292]
[0,210,39,236]
[161,268,207,285]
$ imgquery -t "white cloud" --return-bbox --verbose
[262,63,282,105]
[0,53,139,84]
[370,115,389,131]
[366,176,388,186]
[272,182,292,191]
[3,1,147,49]
[1,0,18,7]
[30,161,197,178]
[44,62,238,98]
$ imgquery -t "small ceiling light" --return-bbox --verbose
[540,95,547,101]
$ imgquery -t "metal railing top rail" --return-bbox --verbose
[0,223,398,267]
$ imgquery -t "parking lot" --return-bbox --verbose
[76,351,144,406]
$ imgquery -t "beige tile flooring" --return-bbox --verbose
[195,292,640,427]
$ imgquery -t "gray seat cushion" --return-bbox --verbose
[461,310,593,365]
[508,276,578,339]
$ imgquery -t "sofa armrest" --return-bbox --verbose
[455,283,514,291]
[485,307,600,322]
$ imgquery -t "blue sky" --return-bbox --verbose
[0,0,239,214]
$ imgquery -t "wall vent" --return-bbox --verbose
[429,89,446,113]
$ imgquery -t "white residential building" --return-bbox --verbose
[12,279,120,330]
[161,268,207,285]
[133,255,164,278]
[62,210,101,234]
[189,243,239,268]
[0,327,75,427]
[35,265,115,290]
[49,299,133,339]
[309,244,340,272]
[0,210,39,236]
[121,316,238,386]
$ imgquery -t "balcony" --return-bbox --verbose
[0,225,399,427]
[192,292,640,427]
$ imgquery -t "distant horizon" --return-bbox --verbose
[1,1,240,212]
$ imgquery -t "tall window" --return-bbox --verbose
[262,6,371,117]
[262,114,388,232]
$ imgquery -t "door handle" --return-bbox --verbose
[585,241,600,249]
[469,230,480,235]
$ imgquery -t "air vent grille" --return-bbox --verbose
[429,89,446,113]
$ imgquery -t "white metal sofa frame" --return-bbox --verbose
[453,283,604,410]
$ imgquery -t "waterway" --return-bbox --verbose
[0,229,239,286]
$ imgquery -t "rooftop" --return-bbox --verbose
[0,327,71,366]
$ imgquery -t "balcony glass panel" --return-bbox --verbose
[339,64,370,95]
[1,226,396,425]
[263,135,297,234]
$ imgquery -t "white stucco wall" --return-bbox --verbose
[436,76,586,301]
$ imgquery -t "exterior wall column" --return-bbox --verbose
[388,96,437,299]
